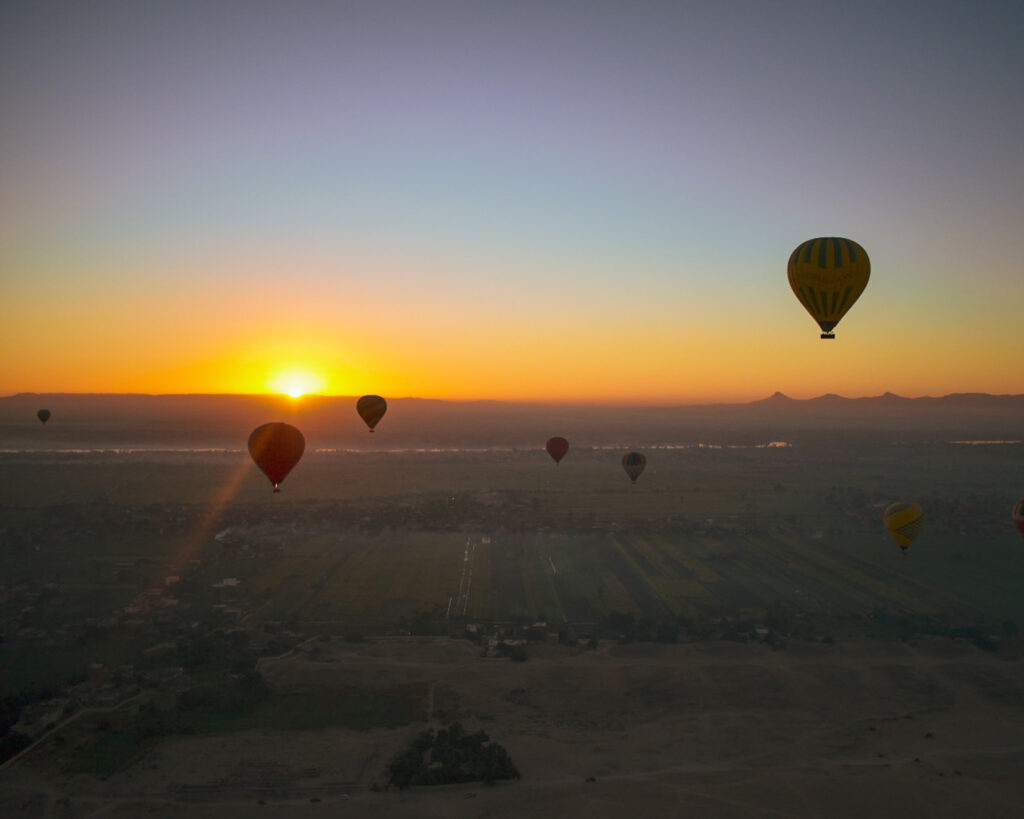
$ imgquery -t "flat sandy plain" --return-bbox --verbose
[3,635,1023,818]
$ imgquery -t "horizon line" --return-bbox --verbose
[5,390,1024,406]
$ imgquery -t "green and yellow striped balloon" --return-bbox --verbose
[788,237,870,339]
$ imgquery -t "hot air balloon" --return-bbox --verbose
[788,237,870,339]
[37,409,51,424]
[622,452,646,484]
[357,395,387,432]
[1013,499,1024,536]
[884,502,923,551]
[546,437,569,464]
[248,422,305,492]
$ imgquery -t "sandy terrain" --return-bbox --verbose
[3,636,1023,818]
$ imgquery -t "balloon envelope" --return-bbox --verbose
[884,502,923,550]
[37,409,51,424]
[1013,499,1024,536]
[546,436,569,464]
[357,395,387,432]
[788,237,870,338]
[248,422,305,491]
[622,452,646,484]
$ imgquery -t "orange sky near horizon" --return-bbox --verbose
[4,283,1022,403]
[3,4,1023,405]
[4,226,1022,403]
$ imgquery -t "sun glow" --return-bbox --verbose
[267,369,325,398]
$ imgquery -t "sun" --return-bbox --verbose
[267,369,325,399]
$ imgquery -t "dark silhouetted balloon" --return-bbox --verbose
[357,395,387,432]
[788,237,870,339]
[37,409,51,424]
[1013,499,1024,536]
[884,502,923,551]
[622,452,646,484]
[248,422,305,492]
[546,436,569,464]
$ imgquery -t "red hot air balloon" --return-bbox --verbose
[248,422,305,492]
[1013,499,1024,536]
[357,395,387,432]
[546,436,569,464]
[622,452,646,484]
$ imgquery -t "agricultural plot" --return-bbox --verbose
[297,531,465,621]
[214,529,467,622]
[3,440,1024,647]
[400,523,1023,627]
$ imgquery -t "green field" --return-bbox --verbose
[3,442,1024,696]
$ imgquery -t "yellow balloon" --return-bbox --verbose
[883,502,923,551]
[788,237,870,339]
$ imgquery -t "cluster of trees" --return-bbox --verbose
[596,611,680,644]
[387,722,520,788]
[140,628,258,674]
[462,605,1020,654]
[0,682,81,764]
[175,669,268,712]
[133,670,268,740]
[863,609,1017,650]
[495,641,527,661]
[0,730,30,763]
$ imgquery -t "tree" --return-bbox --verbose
[384,721,519,789]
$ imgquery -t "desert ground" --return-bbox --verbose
[3,635,1023,818]
[3,400,1023,817]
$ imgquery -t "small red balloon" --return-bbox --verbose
[545,436,569,464]
[248,422,305,492]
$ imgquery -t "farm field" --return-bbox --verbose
[3,441,1023,648]
[2,430,1024,817]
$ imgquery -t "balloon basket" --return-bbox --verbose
[820,333,835,339]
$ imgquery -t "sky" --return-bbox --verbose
[2,0,1022,403]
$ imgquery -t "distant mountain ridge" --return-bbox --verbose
[1,391,1021,450]
[748,391,1024,407]
[7,391,1024,408]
